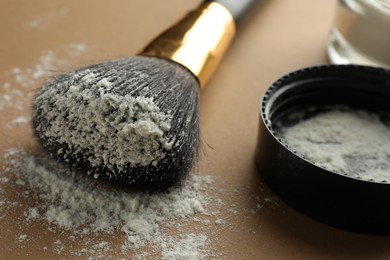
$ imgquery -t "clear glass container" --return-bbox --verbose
[327,0,390,69]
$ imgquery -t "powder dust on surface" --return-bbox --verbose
[0,36,276,260]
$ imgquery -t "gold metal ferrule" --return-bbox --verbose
[140,2,236,88]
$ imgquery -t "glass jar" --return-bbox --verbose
[327,0,390,69]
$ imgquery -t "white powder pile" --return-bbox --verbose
[2,150,216,258]
[280,109,390,181]
[34,77,173,170]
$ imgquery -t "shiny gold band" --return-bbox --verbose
[140,2,236,88]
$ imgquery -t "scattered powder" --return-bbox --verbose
[2,150,217,258]
[27,207,40,220]
[161,233,209,260]
[11,43,86,88]
[6,116,30,129]
[0,42,86,130]
[0,83,24,112]
[0,148,270,258]
[11,116,29,125]
[53,239,65,255]
[17,234,28,243]
[25,7,68,29]
[279,108,390,182]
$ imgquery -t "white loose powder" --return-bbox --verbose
[2,150,215,258]
[25,7,68,29]
[280,109,390,181]
[161,233,209,259]
[0,43,86,119]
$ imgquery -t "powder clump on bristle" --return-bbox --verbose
[35,77,173,170]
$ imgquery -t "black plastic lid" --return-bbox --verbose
[256,65,390,234]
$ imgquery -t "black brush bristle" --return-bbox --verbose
[32,56,200,190]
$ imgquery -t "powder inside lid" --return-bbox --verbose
[279,108,390,182]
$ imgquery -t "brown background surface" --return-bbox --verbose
[2,0,390,259]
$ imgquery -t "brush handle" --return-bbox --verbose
[206,0,257,25]
[142,1,258,87]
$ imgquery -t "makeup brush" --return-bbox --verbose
[32,0,256,190]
